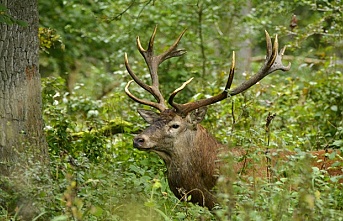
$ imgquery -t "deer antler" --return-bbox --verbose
[168,31,291,116]
[124,26,187,112]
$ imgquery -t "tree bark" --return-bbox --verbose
[0,0,47,174]
[236,0,252,74]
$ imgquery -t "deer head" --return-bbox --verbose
[124,26,291,208]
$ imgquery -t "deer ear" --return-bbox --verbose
[187,107,207,124]
[137,109,160,124]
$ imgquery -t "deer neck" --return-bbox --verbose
[165,124,222,208]
[165,124,223,183]
[160,124,220,166]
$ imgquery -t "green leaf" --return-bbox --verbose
[332,140,343,148]
[330,105,338,112]
[51,216,68,221]
[16,19,28,27]
[153,207,173,221]
[90,206,104,217]
[0,14,13,25]
[0,3,7,11]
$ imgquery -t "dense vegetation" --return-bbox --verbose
[1,0,342,220]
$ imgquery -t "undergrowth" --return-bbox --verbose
[1,65,342,220]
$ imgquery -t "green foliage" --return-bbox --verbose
[5,57,341,220]
[39,27,64,53]
[0,4,28,26]
[42,76,136,162]
[2,0,343,220]
[216,150,343,221]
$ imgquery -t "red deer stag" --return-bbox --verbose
[124,27,341,209]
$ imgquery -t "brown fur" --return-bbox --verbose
[166,125,222,208]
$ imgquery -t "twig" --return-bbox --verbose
[197,1,206,77]
[265,112,276,183]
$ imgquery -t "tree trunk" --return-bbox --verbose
[0,0,47,175]
[236,0,252,74]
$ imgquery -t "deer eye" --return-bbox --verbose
[171,124,180,129]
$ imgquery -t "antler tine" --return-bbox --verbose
[125,53,166,111]
[136,26,157,54]
[225,51,236,90]
[169,31,291,116]
[124,53,152,93]
[125,26,188,112]
[168,78,194,112]
[158,29,187,62]
[125,80,166,111]
[229,31,291,95]
[137,26,187,88]
[135,26,164,105]
[265,30,273,61]
[169,52,236,115]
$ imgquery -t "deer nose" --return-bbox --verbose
[133,137,145,148]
